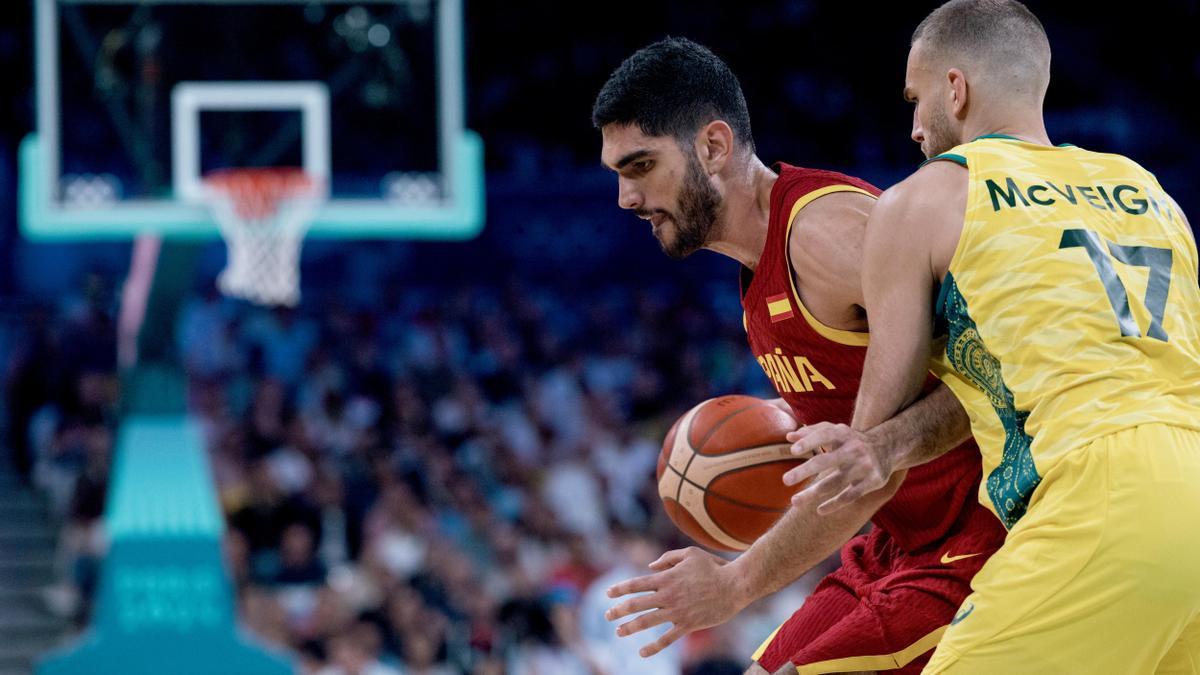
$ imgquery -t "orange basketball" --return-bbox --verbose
[657,395,805,552]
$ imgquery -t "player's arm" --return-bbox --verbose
[786,163,967,513]
[783,380,970,497]
[852,175,944,423]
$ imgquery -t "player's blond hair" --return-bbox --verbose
[912,0,1051,103]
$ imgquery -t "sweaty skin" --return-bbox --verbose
[600,121,972,668]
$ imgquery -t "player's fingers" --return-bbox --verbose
[793,470,847,507]
[616,608,670,638]
[605,593,661,622]
[607,573,659,598]
[785,422,832,444]
[639,625,687,658]
[790,425,852,457]
[782,451,836,486]
[817,484,865,515]
[647,548,689,571]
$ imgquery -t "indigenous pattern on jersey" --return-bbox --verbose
[740,164,992,552]
[926,135,1200,528]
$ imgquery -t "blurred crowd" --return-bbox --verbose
[3,274,833,675]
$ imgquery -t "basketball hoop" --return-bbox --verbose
[201,168,324,307]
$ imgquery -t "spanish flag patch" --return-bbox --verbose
[766,293,794,323]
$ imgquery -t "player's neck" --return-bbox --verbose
[705,158,777,271]
[964,113,1052,147]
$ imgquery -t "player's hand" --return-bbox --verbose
[765,397,797,422]
[781,422,893,515]
[605,546,745,658]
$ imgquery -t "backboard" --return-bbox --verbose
[23,0,483,240]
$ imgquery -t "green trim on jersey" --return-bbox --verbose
[936,272,1041,529]
[973,133,1074,148]
[921,153,968,168]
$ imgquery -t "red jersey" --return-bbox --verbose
[740,163,988,552]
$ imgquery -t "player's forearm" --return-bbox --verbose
[728,471,902,604]
[851,331,930,431]
[866,383,971,471]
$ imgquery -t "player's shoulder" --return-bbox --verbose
[775,164,880,262]
[875,158,967,225]
[790,188,875,223]
[865,160,970,274]
[786,188,874,254]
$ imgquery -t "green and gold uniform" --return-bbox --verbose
[923,135,1200,673]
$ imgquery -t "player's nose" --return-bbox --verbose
[617,176,643,211]
[911,110,924,145]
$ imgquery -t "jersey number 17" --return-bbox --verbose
[1059,228,1173,342]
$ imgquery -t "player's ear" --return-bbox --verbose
[696,120,734,174]
[947,68,969,119]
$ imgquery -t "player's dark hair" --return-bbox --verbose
[592,37,754,152]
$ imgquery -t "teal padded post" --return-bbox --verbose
[36,416,293,675]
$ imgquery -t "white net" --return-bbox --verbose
[201,169,323,307]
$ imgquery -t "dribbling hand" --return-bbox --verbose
[604,546,746,658]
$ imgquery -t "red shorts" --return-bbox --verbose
[754,503,1004,674]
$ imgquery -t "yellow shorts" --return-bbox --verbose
[925,423,1200,674]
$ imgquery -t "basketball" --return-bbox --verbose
[657,395,806,552]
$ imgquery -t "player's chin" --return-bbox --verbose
[923,140,956,160]
[661,242,695,260]
[657,225,698,259]
[654,226,682,258]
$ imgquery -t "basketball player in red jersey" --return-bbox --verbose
[592,39,1007,674]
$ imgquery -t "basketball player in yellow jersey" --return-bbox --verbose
[781,0,1200,672]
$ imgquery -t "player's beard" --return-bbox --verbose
[658,153,721,259]
[923,102,959,159]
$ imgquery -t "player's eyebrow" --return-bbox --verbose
[608,149,653,171]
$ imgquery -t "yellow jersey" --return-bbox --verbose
[926,135,1200,528]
